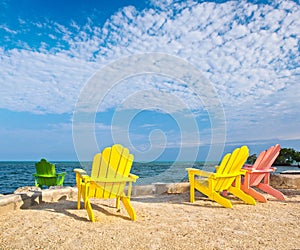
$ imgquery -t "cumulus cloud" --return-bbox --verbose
[0,0,299,146]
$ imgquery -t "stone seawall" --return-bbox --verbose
[0,174,299,215]
[270,174,300,189]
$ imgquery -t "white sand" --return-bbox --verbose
[0,190,299,250]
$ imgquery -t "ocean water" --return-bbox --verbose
[0,161,298,195]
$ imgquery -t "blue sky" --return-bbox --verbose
[0,0,299,162]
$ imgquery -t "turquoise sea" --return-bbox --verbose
[0,161,298,195]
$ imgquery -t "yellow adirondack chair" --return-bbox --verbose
[186,146,256,208]
[241,144,285,202]
[74,144,139,222]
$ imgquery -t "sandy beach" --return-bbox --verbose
[0,189,299,250]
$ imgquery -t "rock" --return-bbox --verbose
[49,186,67,190]
[154,183,169,194]
[270,174,300,189]
[14,186,42,194]
[131,185,155,196]
[167,182,189,194]
[42,187,76,202]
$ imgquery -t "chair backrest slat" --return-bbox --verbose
[215,146,249,191]
[35,159,56,175]
[250,144,280,185]
[90,144,134,197]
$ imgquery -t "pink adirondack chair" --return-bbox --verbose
[241,144,285,202]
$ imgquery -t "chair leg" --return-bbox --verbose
[211,192,233,208]
[229,187,256,205]
[116,197,121,212]
[258,183,285,200]
[121,197,136,221]
[86,200,95,222]
[189,177,195,203]
[83,191,88,209]
[77,185,82,209]
[242,186,267,203]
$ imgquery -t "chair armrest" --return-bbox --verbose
[128,173,139,181]
[33,174,57,178]
[57,172,66,177]
[186,168,213,178]
[74,168,87,175]
[214,172,243,178]
[91,176,137,183]
[74,168,90,182]
[244,168,275,173]
[74,168,139,184]
[240,169,248,175]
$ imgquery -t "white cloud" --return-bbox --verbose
[0,24,18,34]
[0,0,299,144]
[0,47,99,113]
[94,1,294,107]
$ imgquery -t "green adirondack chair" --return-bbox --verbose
[33,159,66,188]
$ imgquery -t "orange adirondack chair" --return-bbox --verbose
[241,144,285,202]
[74,144,139,222]
[186,146,256,208]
